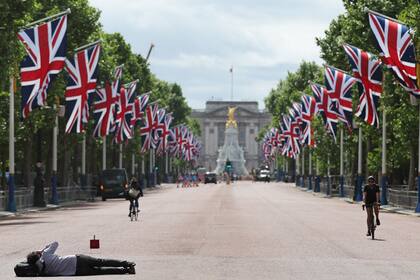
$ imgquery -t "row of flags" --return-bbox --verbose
[16,11,201,162]
[262,10,419,160]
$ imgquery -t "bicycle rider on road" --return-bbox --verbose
[128,177,143,217]
[363,176,381,236]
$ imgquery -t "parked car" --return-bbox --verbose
[100,169,128,201]
[256,169,271,182]
[204,172,217,184]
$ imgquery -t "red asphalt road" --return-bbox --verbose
[1,181,420,280]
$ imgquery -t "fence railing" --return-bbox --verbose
[291,175,419,210]
[0,185,97,211]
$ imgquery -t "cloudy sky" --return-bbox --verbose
[89,0,345,109]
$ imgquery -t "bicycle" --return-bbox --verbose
[129,200,139,222]
[362,203,378,240]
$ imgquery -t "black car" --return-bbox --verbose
[100,169,128,201]
[204,172,217,184]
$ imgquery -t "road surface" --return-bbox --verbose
[1,181,420,279]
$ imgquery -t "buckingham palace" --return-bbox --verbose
[191,101,272,172]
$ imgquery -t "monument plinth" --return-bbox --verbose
[214,107,249,176]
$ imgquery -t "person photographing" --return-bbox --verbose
[26,241,135,276]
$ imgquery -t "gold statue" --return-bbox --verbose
[226,106,237,128]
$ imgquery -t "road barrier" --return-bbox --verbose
[287,175,419,211]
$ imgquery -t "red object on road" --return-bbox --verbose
[90,235,100,249]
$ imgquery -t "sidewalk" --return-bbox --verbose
[293,184,420,218]
[0,184,168,219]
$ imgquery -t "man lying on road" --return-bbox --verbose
[26,241,136,276]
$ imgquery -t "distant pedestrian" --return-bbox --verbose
[26,242,135,276]
[192,174,198,187]
[177,174,183,188]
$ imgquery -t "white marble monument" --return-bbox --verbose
[214,107,249,176]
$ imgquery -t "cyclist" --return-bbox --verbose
[363,176,381,236]
[128,177,143,217]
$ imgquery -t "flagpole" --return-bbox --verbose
[23,8,71,28]
[356,126,363,201]
[295,155,300,187]
[416,104,420,212]
[131,153,135,178]
[230,65,233,101]
[308,150,312,190]
[81,134,86,186]
[301,149,305,188]
[7,76,16,212]
[416,59,420,212]
[74,39,101,52]
[102,137,106,170]
[315,156,320,192]
[149,151,153,187]
[327,155,331,196]
[381,109,388,205]
[165,151,169,182]
[50,104,59,204]
[339,128,345,197]
[364,8,409,26]
[119,144,123,169]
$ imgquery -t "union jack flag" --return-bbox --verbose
[110,65,123,132]
[156,113,173,155]
[325,66,356,130]
[281,115,300,158]
[92,65,122,137]
[93,82,114,137]
[17,15,68,118]
[368,11,419,97]
[300,95,316,147]
[343,44,383,128]
[310,82,339,139]
[183,131,195,161]
[152,108,166,147]
[130,92,150,127]
[140,104,158,153]
[114,81,137,143]
[64,43,101,133]
[169,125,184,157]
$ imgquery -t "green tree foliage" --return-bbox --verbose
[0,0,196,188]
[265,0,420,186]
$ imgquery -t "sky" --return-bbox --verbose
[89,0,345,109]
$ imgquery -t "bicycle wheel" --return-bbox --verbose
[371,222,375,240]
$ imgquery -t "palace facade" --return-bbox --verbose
[191,101,272,172]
